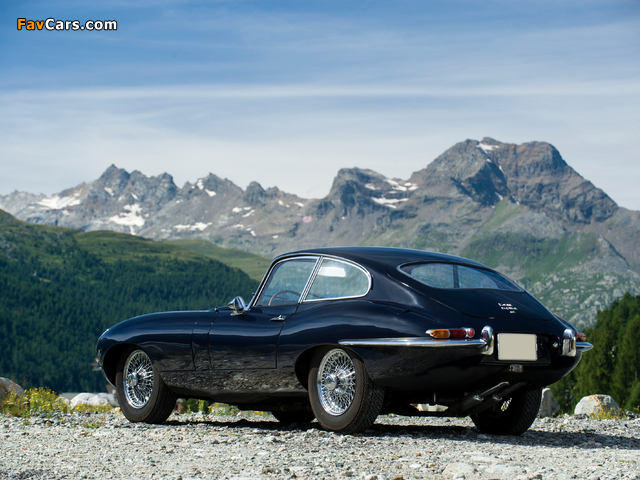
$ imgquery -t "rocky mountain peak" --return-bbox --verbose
[325,168,417,215]
[243,181,270,206]
[410,139,509,206]
[183,174,243,198]
[99,164,130,184]
[494,141,618,224]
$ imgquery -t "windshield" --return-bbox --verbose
[400,263,521,292]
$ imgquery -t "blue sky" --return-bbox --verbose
[1,0,639,209]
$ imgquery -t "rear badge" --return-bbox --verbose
[498,303,518,314]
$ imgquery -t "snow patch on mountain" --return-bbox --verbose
[196,179,216,197]
[174,222,211,231]
[37,194,81,210]
[478,143,498,153]
[372,197,409,208]
[108,204,145,234]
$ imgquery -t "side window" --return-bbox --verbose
[306,258,370,301]
[255,258,317,306]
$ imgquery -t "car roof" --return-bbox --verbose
[275,246,488,271]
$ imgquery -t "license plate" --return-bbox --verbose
[497,333,537,361]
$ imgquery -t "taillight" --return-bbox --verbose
[426,328,475,339]
[577,332,587,342]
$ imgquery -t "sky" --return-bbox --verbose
[1,0,639,210]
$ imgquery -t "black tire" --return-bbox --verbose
[116,348,177,424]
[271,407,315,424]
[470,387,542,435]
[308,347,384,434]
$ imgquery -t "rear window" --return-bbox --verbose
[400,263,521,292]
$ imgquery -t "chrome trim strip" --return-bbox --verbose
[576,341,593,352]
[338,338,487,348]
[299,257,323,301]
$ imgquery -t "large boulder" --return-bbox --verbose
[0,377,24,403]
[538,388,560,417]
[574,394,621,415]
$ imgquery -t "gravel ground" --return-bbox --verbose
[1,411,639,480]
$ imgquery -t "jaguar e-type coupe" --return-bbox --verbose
[95,247,591,435]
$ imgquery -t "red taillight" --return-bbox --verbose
[427,328,475,340]
[577,331,587,342]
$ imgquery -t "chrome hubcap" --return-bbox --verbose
[123,350,154,409]
[317,349,356,416]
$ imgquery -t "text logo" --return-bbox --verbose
[17,18,117,31]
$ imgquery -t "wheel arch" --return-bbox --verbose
[102,343,139,386]
[294,344,366,391]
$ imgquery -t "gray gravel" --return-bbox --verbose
[1,411,639,480]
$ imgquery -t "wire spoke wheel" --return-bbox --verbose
[317,349,357,415]
[116,348,177,424]
[123,350,154,409]
[309,347,385,433]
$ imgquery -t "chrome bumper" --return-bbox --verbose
[576,341,593,352]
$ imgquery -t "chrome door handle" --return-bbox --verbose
[270,315,286,322]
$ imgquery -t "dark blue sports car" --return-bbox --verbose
[95,247,591,434]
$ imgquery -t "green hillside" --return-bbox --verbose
[166,239,270,282]
[0,211,258,393]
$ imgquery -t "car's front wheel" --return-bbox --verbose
[116,348,177,424]
[308,347,384,433]
[470,387,542,435]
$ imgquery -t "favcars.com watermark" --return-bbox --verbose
[17,18,117,31]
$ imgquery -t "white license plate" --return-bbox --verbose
[497,333,537,361]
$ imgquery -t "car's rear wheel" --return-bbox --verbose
[470,387,542,435]
[116,348,177,424]
[308,347,384,433]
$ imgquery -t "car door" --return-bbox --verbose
[208,256,318,370]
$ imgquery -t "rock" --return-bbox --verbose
[0,377,24,403]
[538,388,560,417]
[70,392,116,408]
[574,395,621,415]
[442,462,476,479]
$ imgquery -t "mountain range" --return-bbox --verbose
[2,137,639,329]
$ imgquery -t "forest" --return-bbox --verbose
[0,210,258,393]
[550,291,640,412]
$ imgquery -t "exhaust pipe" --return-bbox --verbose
[447,381,527,415]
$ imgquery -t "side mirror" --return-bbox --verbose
[228,296,247,316]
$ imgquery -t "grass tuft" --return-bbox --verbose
[589,407,628,420]
[0,387,113,417]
